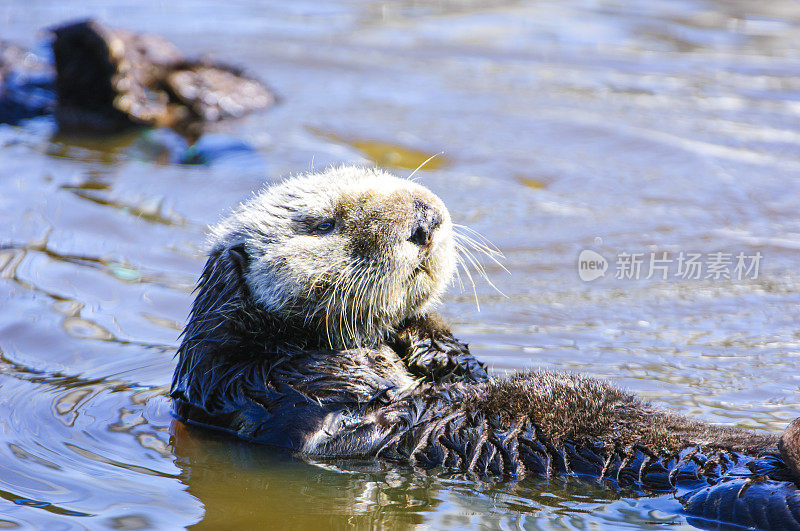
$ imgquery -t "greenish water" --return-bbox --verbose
[2,0,800,528]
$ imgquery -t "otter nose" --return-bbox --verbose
[408,199,442,246]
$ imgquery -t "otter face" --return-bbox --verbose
[210,166,456,347]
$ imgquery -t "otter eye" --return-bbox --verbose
[313,219,336,235]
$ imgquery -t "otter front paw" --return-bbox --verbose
[393,319,488,384]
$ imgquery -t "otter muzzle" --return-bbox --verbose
[408,199,442,246]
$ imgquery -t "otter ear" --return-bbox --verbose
[226,244,249,277]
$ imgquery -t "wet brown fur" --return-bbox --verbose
[467,372,774,452]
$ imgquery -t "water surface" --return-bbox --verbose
[2,0,800,528]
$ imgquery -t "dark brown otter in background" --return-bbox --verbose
[171,166,800,530]
[0,19,275,136]
[52,19,275,136]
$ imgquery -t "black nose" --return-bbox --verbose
[408,199,442,246]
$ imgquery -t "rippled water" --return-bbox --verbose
[2,0,800,528]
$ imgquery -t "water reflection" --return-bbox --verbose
[170,421,686,529]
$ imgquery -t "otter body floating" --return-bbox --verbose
[171,166,800,530]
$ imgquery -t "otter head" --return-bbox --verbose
[204,166,456,348]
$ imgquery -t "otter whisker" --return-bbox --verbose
[365,265,382,342]
[452,261,465,292]
[456,235,506,271]
[370,266,383,326]
[456,240,493,283]
[352,259,375,346]
[453,224,502,252]
[372,263,391,340]
[406,151,444,182]
[323,269,349,348]
[453,246,480,311]
[453,228,507,272]
[305,268,329,300]
[342,258,369,346]
[450,224,508,302]
[352,261,375,343]
[304,268,335,330]
[332,266,355,348]
[459,242,507,298]
[459,241,508,277]
[335,263,354,346]
[342,258,374,347]
[343,265,360,345]
[353,263,371,312]
[356,260,377,344]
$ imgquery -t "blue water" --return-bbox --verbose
[2,0,800,528]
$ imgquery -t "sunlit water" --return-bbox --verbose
[2,0,800,528]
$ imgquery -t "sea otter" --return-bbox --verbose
[171,166,800,529]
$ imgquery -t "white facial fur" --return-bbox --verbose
[210,166,456,347]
